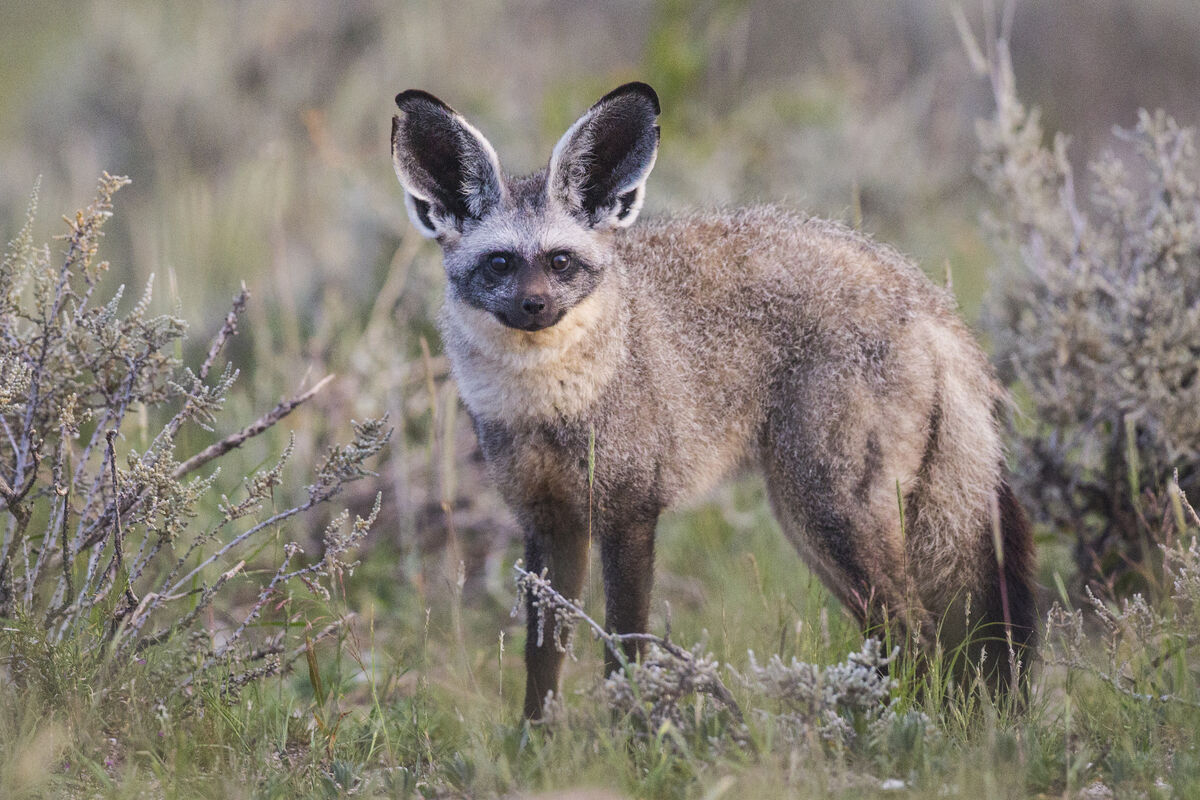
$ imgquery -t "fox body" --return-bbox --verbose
[390,83,1036,718]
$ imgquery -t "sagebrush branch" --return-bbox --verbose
[199,286,248,382]
[75,374,333,553]
[172,373,335,479]
[513,561,745,726]
[0,173,387,713]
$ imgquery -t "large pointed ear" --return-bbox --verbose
[548,82,660,229]
[392,90,506,239]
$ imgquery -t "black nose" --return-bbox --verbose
[522,296,547,314]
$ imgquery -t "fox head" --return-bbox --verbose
[391,83,660,332]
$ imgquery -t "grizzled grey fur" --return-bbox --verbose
[390,82,1036,719]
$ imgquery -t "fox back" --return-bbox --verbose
[390,83,1036,718]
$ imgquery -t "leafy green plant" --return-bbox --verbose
[0,174,388,709]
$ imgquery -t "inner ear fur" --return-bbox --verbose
[392,90,505,237]
[549,82,661,228]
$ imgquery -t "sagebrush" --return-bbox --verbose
[975,37,1200,596]
[0,174,388,709]
[1044,474,1200,711]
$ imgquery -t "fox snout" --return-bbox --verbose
[486,254,565,331]
[505,261,558,330]
[501,294,562,331]
[508,295,559,331]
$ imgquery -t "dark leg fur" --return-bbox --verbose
[522,496,660,718]
[523,528,590,719]
[599,515,658,678]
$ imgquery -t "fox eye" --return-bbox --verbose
[488,253,513,274]
[550,253,571,271]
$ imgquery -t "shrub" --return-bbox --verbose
[735,638,931,750]
[1044,475,1200,711]
[975,40,1200,595]
[516,561,930,757]
[0,174,388,708]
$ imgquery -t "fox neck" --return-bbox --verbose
[439,273,627,424]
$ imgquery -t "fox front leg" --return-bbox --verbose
[599,512,659,679]
[522,526,589,720]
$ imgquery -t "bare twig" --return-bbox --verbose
[128,560,247,655]
[199,285,248,382]
[1044,653,1200,709]
[199,547,301,670]
[172,374,334,479]
[95,431,138,619]
[166,503,319,598]
[513,561,746,726]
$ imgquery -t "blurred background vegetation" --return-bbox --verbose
[3,0,1197,577]
[2,1,1200,796]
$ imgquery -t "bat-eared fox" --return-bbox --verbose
[390,82,1036,719]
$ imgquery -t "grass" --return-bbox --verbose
[3,476,1197,798]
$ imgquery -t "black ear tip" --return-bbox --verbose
[395,89,453,113]
[596,82,661,116]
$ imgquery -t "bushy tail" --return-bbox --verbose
[979,480,1038,695]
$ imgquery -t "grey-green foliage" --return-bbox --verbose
[978,47,1200,593]
[737,639,930,749]
[518,560,923,756]
[595,634,931,756]
[1044,478,1200,710]
[599,640,736,738]
[0,174,388,705]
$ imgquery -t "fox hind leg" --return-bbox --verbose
[761,395,937,654]
[766,484,936,650]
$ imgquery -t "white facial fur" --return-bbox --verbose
[440,274,626,422]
